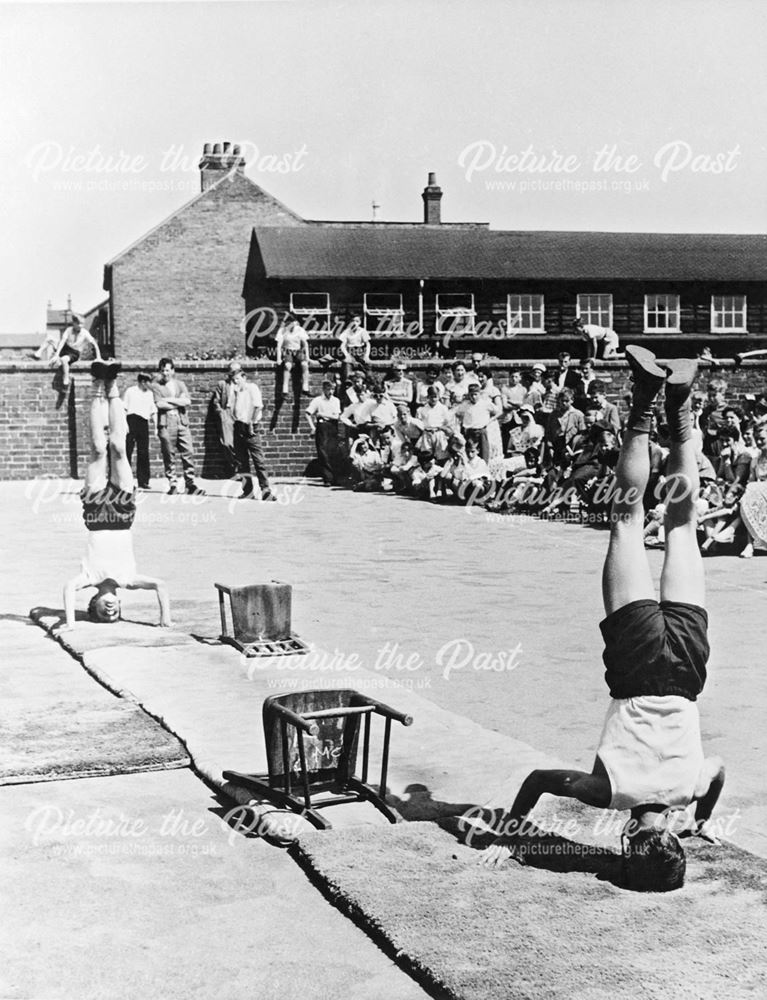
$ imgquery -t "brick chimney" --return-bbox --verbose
[422,171,443,224]
[199,141,246,191]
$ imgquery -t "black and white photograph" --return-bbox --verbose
[1,1,766,998]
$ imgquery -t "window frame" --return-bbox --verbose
[576,293,613,329]
[363,292,405,336]
[289,292,332,334]
[644,294,681,334]
[435,292,476,336]
[710,295,747,334]
[507,293,546,334]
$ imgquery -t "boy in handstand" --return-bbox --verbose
[480,347,725,891]
[62,361,172,630]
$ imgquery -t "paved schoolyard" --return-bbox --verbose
[3,476,766,857]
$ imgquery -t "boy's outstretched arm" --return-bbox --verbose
[479,767,611,869]
[688,756,726,843]
[62,572,89,630]
[126,574,173,626]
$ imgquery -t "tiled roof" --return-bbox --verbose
[251,226,767,281]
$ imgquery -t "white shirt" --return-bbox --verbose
[597,696,706,811]
[81,531,137,588]
[307,394,341,419]
[123,385,157,421]
[232,381,263,423]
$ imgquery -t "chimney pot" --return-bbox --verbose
[428,172,437,185]
[223,141,231,153]
[233,144,241,155]
[213,143,222,155]
[203,142,212,155]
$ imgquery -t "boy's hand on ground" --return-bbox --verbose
[478,837,524,869]
[694,820,721,845]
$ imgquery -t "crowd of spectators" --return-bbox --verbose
[305,354,767,557]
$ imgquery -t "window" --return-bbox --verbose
[289,292,331,334]
[507,294,545,333]
[436,293,475,336]
[711,295,747,333]
[364,293,404,335]
[644,294,680,333]
[577,294,613,329]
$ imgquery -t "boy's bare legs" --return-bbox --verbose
[85,384,109,491]
[602,347,666,616]
[105,376,134,494]
[660,360,705,606]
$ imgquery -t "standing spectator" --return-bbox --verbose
[305,379,341,486]
[341,370,367,409]
[587,380,622,438]
[276,313,310,396]
[689,392,706,454]
[447,361,479,404]
[477,367,504,479]
[416,386,451,460]
[573,316,623,359]
[453,380,499,460]
[385,361,415,408]
[339,315,371,383]
[123,372,157,490]
[415,364,446,406]
[210,360,241,475]
[524,363,546,410]
[393,401,424,451]
[357,381,398,440]
[574,358,597,408]
[702,378,728,458]
[152,358,205,496]
[554,351,581,391]
[50,315,102,388]
[544,388,585,466]
[230,368,276,501]
[340,384,372,442]
[499,369,527,453]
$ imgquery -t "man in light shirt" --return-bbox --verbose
[123,372,157,490]
[306,378,341,486]
[356,380,398,441]
[151,358,205,496]
[231,369,276,501]
[574,316,623,360]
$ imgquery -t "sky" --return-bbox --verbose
[1,0,766,333]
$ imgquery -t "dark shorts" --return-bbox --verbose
[600,599,708,700]
[59,345,81,362]
[81,483,136,531]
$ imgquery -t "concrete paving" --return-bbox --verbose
[2,476,767,997]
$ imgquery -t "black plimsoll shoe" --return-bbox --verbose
[625,346,667,393]
[90,361,108,380]
[168,482,179,495]
[103,361,122,382]
[663,358,698,404]
[186,483,206,496]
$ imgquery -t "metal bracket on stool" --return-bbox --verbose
[227,635,311,658]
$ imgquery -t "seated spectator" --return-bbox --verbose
[716,425,752,494]
[410,449,442,500]
[690,392,706,453]
[416,386,452,460]
[349,435,384,491]
[587,380,622,438]
[416,364,446,406]
[390,441,418,493]
[385,361,415,409]
[722,405,744,435]
[393,401,424,451]
[442,438,491,505]
[504,403,544,474]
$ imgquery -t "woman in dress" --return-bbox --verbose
[737,423,767,558]
[476,367,505,481]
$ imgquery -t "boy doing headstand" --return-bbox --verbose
[62,361,172,630]
[480,347,725,891]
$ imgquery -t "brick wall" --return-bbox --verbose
[107,172,304,359]
[1,358,766,481]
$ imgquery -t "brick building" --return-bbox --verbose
[103,142,304,359]
[101,142,767,364]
